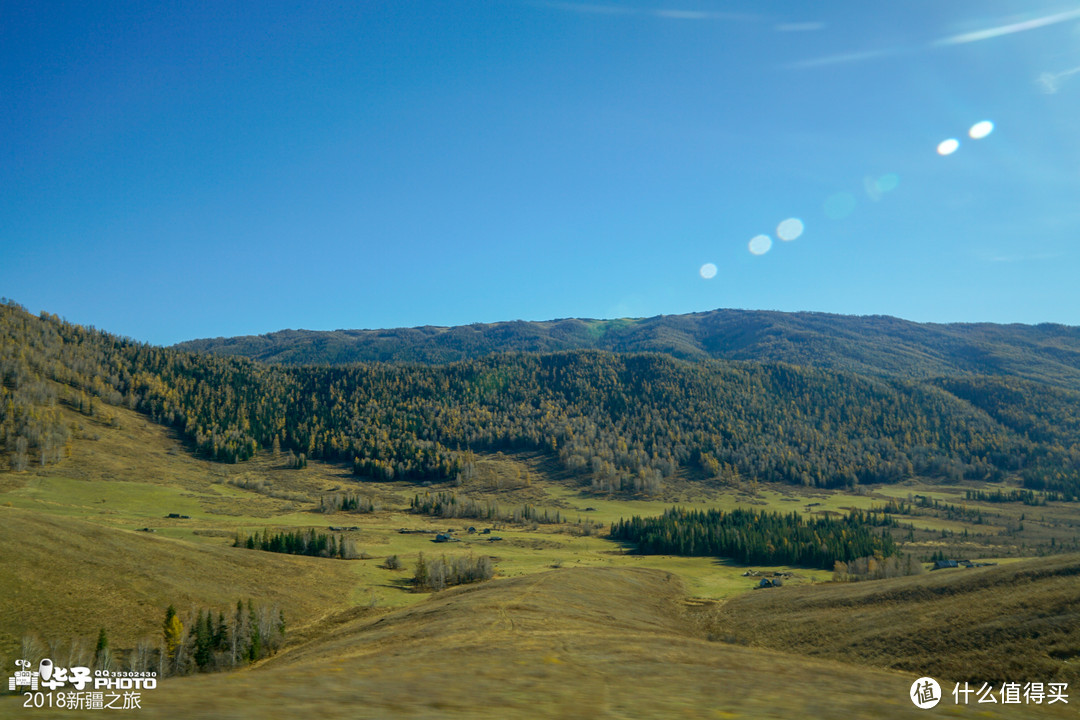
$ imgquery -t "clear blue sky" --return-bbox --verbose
[3,1,1079,345]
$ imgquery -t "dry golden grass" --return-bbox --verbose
[19,566,1073,720]
[0,507,358,660]
[709,553,1080,686]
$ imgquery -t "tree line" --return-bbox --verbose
[833,554,925,582]
[964,488,1072,504]
[234,528,358,559]
[410,491,568,525]
[319,492,377,513]
[609,507,898,569]
[16,600,283,680]
[412,553,494,591]
[161,600,284,674]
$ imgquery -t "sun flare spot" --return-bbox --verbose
[937,138,960,155]
[777,218,804,241]
[748,235,773,256]
[969,120,994,139]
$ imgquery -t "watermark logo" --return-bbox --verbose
[7,659,156,711]
[909,676,1069,708]
[7,660,38,692]
[910,676,941,709]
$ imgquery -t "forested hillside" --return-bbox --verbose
[3,301,1079,495]
[175,310,1080,390]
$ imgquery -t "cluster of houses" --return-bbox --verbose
[433,527,502,543]
[744,570,794,589]
[739,557,998,590]
[932,559,997,570]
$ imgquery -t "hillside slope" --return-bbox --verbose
[710,553,1080,686]
[15,566,1072,720]
[175,309,1080,390]
[0,507,359,660]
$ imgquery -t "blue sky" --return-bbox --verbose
[3,1,1079,345]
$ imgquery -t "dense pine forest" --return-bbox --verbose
[609,507,897,568]
[3,300,1080,496]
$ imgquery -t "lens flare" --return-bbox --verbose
[969,120,994,139]
[777,218,804,241]
[699,263,718,279]
[864,176,883,201]
[823,192,857,220]
[937,138,960,155]
[876,173,900,192]
[748,234,773,255]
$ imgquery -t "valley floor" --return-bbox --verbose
[2,401,1079,718]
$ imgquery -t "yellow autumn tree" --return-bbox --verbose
[163,605,184,661]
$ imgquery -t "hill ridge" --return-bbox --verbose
[173,308,1080,391]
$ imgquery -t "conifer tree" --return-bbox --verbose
[94,628,110,670]
[247,600,262,662]
[231,600,246,667]
[192,610,212,670]
[414,553,429,590]
[215,611,229,652]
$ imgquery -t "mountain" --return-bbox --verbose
[4,300,1080,495]
[174,310,1080,390]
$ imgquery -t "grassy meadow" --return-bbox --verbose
[14,568,1079,720]
[2,397,1080,717]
